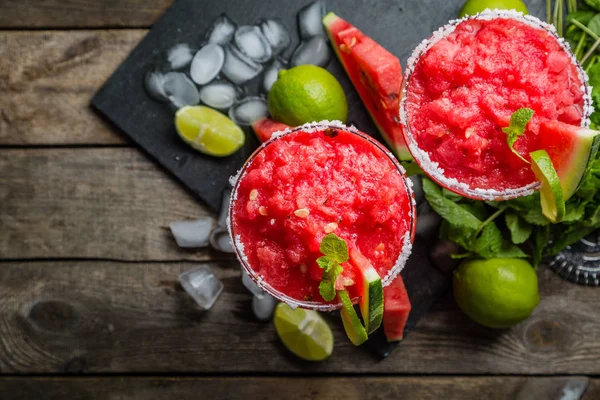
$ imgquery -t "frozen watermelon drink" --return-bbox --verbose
[228,122,416,311]
[400,10,593,200]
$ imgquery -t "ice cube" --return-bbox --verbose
[297,0,326,39]
[242,269,264,296]
[209,228,234,253]
[228,96,268,126]
[290,36,331,68]
[179,266,224,310]
[252,293,277,321]
[261,58,285,93]
[222,44,263,85]
[258,18,292,56]
[144,71,168,102]
[169,218,213,248]
[162,72,200,108]
[234,25,272,63]
[206,13,237,45]
[190,44,225,85]
[199,80,242,110]
[167,43,195,69]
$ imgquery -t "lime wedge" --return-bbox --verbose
[175,106,245,157]
[530,150,565,223]
[273,302,333,361]
[338,290,368,346]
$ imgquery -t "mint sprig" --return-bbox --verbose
[317,233,348,301]
[502,108,534,164]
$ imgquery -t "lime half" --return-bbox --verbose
[530,150,565,223]
[273,303,334,361]
[175,106,245,157]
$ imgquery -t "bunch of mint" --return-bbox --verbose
[556,0,600,127]
[420,155,600,267]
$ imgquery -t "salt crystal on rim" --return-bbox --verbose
[382,232,413,286]
[400,9,593,200]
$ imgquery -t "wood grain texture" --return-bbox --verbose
[0,148,218,261]
[0,261,598,374]
[0,0,171,28]
[0,376,597,400]
[0,30,144,145]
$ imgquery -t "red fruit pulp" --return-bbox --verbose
[230,124,415,306]
[405,17,586,195]
[383,274,411,341]
[252,117,291,143]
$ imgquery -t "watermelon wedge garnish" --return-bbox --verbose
[323,12,412,160]
[383,274,411,342]
[251,117,291,143]
[349,247,383,335]
[536,120,600,201]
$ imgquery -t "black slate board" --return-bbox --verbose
[92,0,548,350]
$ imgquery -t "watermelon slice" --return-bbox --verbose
[323,12,412,160]
[536,120,600,200]
[251,117,291,143]
[349,247,383,335]
[383,274,411,342]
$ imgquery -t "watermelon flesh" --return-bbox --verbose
[323,12,412,160]
[537,120,600,200]
[383,274,411,342]
[251,117,291,143]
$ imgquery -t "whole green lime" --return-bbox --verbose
[458,0,528,17]
[267,65,348,126]
[453,258,540,328]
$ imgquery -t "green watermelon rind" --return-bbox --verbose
[565,130,600,199]
[358,265,384,335]
[323,12,413,161]
[338,290,369,346]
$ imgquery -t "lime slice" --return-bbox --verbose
[530,150,565,223]
[338,290,368,346]
[175,105,245,157]
[273,302,333,361]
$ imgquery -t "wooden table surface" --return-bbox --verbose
[1,1,600,398]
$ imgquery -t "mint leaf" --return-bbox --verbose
[502,108,534,164]
[319,263,343,301]
[320,233,349,263]
[505,211,533,244]
[423,178,481,230]
[502,194,550,226]
[472,223,503,259]
[495,241,528,259]
[442,188,463,202]
[400,160,424,176]
[532,225,549,268]
[317,234,348,301]
[563,200,587,222]
[316,256,336,272]
[319,280,336,302]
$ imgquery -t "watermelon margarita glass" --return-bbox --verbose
[228,122,416,310]
[400,10,593,200]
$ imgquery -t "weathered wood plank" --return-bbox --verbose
[0,0,171,28]
[0,376,597,400]
[0,261,598,374]
[0,148,217,261]
[0,30,144,145]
